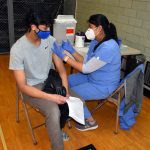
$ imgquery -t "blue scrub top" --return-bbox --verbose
[85,39,121,94]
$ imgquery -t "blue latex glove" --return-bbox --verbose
[52,42,66,60]
[62,40,75,54]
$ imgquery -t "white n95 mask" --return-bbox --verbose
[85,28,95,40]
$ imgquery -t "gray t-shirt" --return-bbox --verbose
[9,35,56,86]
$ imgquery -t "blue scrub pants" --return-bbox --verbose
[69,73,109,119]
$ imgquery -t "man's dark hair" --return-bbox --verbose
[25,7,53,31]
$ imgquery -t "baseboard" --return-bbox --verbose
[144,88,150,98]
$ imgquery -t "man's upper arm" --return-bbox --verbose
[52,53,65,73]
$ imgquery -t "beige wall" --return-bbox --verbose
[76,0,150,61]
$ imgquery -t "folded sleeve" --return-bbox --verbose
[82,57,106,73]
[9,45,24,70]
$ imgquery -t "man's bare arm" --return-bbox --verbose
[52,54,69,95]
[13,70,66,104]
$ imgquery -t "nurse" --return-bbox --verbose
[52,14,121,131]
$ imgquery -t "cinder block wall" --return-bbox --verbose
[76,0,150,61]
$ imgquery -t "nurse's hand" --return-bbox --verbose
[52,42,66,60]
[62,40,75,54]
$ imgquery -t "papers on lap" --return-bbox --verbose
[66,96,85,125]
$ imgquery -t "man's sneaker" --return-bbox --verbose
[62,131,69,141]
[75,120,98,131]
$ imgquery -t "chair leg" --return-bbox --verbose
[114,93,121,134]
[91,100,107,114]
[23,102,37,145]
[16,87,20,123]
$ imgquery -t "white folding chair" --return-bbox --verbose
[16,86,45,145]
[91,83,125,134]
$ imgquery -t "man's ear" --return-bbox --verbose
[31,24,37,31]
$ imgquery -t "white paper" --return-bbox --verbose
[66,96,85,125]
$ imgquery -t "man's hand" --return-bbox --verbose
[47,94,67,104]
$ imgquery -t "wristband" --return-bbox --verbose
[64,55,70,62]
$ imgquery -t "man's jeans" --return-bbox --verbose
[23,83,64,150]
[22,83,84,150]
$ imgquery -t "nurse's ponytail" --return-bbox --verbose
[108,22,118,44]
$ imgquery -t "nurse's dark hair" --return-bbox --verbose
[88,14,119,47]
[25,7,53,32]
